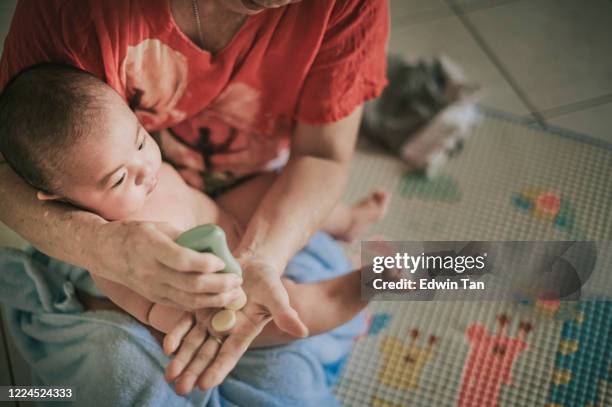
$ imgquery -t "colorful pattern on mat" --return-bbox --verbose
[458,315,532,407]
[511,187,575,231]
[548,301,612,407]
[379,330,438,390]
[399,174,461,202]
[335,110,612,406]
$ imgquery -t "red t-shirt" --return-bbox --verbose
[1,0,388,188]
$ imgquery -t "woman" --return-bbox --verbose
[0,0,388,404]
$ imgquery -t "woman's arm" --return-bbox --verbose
[0,161,240,311]
[161,110,364,390]
[234,106,363,272]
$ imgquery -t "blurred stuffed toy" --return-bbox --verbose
[362,55,481,177]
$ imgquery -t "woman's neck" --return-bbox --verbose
[171,0,248,54]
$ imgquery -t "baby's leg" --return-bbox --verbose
[321,190,389,242]
[250,261,407,347]
[216,172,389,243]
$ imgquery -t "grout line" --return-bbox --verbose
[0,307,17,388]
[478,104,612,150]
[449,0,523,14]
[444,0,547,127]
[538,93,612,119]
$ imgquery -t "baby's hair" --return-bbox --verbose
[0,63,107,194]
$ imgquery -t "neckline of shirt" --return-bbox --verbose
[161,0,265,61]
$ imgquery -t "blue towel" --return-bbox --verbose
[0,232,364,407]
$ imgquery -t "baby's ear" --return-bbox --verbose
[36,191,61,201]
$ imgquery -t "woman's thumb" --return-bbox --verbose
[271,305,309,338]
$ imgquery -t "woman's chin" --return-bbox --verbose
[221,0,267,15]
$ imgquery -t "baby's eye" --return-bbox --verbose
[138,137,146,151]
[112,174,126,188]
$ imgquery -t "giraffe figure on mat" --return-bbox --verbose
[458,314,532,407]
[379,328,438,390]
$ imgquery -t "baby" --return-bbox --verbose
[0,64,388,393]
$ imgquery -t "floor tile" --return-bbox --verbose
[389,0,452,26]
[465,0,612,111]
[0,0,16,55]
[389,16,530,116]
[548,102,612,145]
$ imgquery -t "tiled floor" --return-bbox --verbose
[389,0,612,143]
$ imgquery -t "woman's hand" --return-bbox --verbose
[88,221,243,311]
[237,257,308,338]
[157,129,206,190]
[163,258,308,393]
[162,308,269,395]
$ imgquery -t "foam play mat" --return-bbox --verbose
[335,109,612,406]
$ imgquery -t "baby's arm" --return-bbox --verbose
[91,274,185,333]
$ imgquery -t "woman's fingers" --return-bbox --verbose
[163,312,194,356]
[91,221,239,310]
[178,169,205,190]
[166,310,274,393]
[209,136,279,174]
[209,150,253,168]
[174,337,220,395]
[165,320,208,383]
[154,235,226,273]
[158,265,242,294]
[158,129,205,171]
[161,285,244,310]
[260,275,309,338]
[268,301,309,339]
[197,318,271,390]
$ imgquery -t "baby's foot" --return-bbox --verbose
[337,190,390,242]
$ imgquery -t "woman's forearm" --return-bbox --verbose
[1,161,258,311]
[0,162,106,270]
[236,156,349,272]
[235,107,363,272]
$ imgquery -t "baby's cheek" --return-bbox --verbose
[121,193,146,218]
[100,194,139,221]
[102,202,128,221]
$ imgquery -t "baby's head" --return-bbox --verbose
[0,64,161,220]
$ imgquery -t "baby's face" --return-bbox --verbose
[56,93,162,220]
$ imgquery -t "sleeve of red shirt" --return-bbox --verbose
[295,0,389,125]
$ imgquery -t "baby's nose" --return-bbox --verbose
[135,164,152,185]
